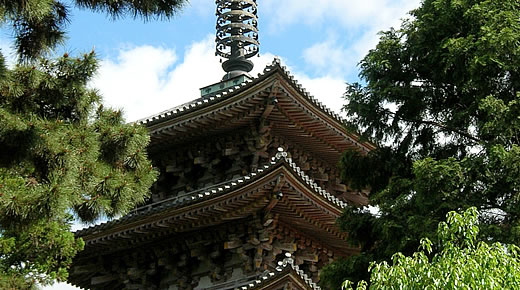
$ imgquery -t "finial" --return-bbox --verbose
[216,0,259,80]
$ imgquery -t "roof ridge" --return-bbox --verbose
[74,150,347,236]
[275,151,348,209]
[238,255,321,290]
[266,59,373,152]
[132,57,373,152]
[136,59,273,126]
[264,57,346,125]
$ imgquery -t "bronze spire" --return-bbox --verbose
[216,0,259,80]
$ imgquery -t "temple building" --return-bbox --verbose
[68,1,374,289]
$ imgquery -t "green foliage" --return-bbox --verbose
[319,254,373,290]
[322,0,520,288]
[0,0,188,286]
[0,0,186,61]
[343,0,520,154]
[0,50,158,287]
[0,219,84,288]
[343,208,520,289]
[75,0,187,20]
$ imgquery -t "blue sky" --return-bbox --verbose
[0,0,422,289]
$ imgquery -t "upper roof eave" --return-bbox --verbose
[136,58,375,152]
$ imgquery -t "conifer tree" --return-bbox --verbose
[320,0,520,288]
[0,0,187,288]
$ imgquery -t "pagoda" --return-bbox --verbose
[68,1,374,289]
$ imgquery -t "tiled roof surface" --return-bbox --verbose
[136,58,347,131]
[75,151,347,237]
[237,256,321,290]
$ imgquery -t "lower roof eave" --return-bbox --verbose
[75,153,355,255]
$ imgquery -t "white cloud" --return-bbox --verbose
[91,44,178,121]
[175,0,419,34]
[262,0,420,32]
[91,35,274,122]
[92,35,223,122]
[298,0,421,79]
[302,34,356,77]
[92,36,346,122]
[155,0,422,84]
[301,30,382,79]
[294,74,346,115]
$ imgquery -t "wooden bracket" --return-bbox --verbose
[261,79,281,120]
[264,175,285,214]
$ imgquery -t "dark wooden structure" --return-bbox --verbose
[68,59,374,289]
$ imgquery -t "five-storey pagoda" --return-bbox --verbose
[68,1,374,289]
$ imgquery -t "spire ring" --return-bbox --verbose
[216,0,259,78]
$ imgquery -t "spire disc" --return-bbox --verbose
[216,0,259,79]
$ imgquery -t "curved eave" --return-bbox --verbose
[246,268,315,290]
[138,59,374,156]
[273,64,375,153]
[244,258,321,290]
[255,271,311,290]
[75,155,355,256]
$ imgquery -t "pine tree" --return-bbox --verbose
[320,0,520,288]
[0,0,187,287]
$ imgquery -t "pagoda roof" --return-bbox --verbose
[74,152,357,257]
[137,58,374,163]
[233,257,321,290]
